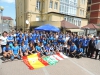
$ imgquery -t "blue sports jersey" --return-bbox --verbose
[35,46,41,52]
[7,36,14,44]
[12,46,20,55]
[3,47,11,52]
[20,45,27,53]
[70,45,77,52]
[77,48,83,53]
[17,37,24,45]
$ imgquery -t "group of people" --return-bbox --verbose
[0,30,100,61]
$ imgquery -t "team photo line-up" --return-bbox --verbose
[0,30,100,61]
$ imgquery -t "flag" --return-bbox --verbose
[57,52,68,58]
[22,53,48,70]
[43,56,58,65]
[22,52,68,70]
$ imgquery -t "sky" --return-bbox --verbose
[0,0,15,23]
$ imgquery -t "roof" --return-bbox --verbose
[47,12,87,19]
[61,20,79,29]
[81,23,100,29]
[1,16,13,20]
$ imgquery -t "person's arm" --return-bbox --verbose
[72,46,77,53]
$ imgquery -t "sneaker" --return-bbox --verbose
[2,57,6,61]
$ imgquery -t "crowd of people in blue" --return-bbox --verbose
[0,30,100,61]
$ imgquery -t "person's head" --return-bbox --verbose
[21,41,24,46]
[72,42,75,46]
[91,37,95,41]
[37,42,41,46]
[14,41,18,46]
[6,43,9,48]
[47,44,50,47]
[29,42,33,47]
[9,33,12,36]
[2,31,7,37]
[19,34,22,38]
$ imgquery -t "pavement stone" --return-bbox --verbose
[0,57,100,75]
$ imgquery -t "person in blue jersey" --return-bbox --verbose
[67,39,72,46]
[62,35,66,44]
[27,42,36,54]
[72,36,77,44]
[52,39,58,46]
[81,37,88,55]
[20,42,28,57]
[69,42,77,57]
[16,30,19,37]
[36,31,40,40]
[11,42,21,61]
[35,43,43,55]
[75,45,83,58]
[17,34,24,46]
[24,36,29,46]
[58,33,63,43]
[24,31,28,37]
[39,36,43,43]
[28,33,33,43]
[2,44,12,61]
[86,37,91,53]
[49,35,54,41]
[42,38,47,46]
[75,36,82,48]
[19,31,24,38]
[7,33,14,48]
[31,31,37,42]
[44,44,50,56]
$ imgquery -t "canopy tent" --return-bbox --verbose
[81,23,100,29]
[34,24,60,32]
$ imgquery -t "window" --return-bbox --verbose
[78,21,81,26]
[82,10,84,16]
[54,2,58,9]
[80,9,82,15]
[62,5,64,12]
[49,1,53,8]
[36,16,40,21]
[82,0,85,4]
[36,0,40,10]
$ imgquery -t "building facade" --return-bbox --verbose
[0,15,14,33]
[15,0,88,31]
[89,0,100,24]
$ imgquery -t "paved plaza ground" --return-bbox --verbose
[0,54,100,75]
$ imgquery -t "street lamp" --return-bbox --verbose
[85,27,90,36]
[0,6,4,33]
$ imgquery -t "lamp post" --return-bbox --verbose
[0,6,4,33]
[85,27,90,36]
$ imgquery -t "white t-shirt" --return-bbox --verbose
[65,37,70,42]
[63,44,67,48]
[0,36,7,45]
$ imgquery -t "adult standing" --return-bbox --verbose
[87,38,95,58]
[0,31,8,54]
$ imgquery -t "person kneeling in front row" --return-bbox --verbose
[69,43,77,57]
[20,41,28,57]
[10,42,21,61]
[2,44,12,61]
[75,45,83,58]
